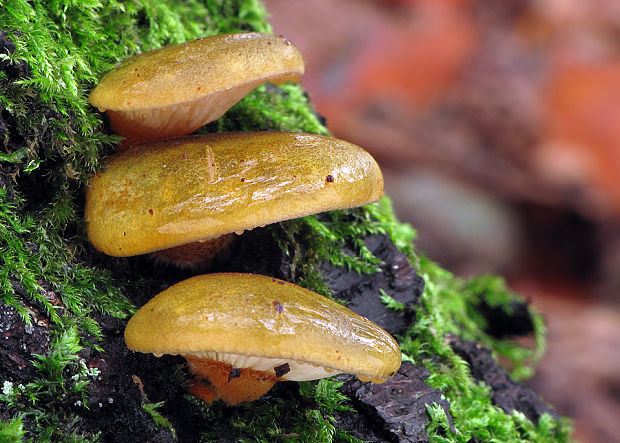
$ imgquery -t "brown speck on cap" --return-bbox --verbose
[326,174,334,183]
[273,301,283,314]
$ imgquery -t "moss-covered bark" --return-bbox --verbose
[1,1,572,441]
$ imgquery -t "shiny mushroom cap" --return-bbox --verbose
[85,132,384,257]
[124,273,402,384]
[88,33,304,146]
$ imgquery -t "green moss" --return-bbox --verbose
[407,259,546,381]
[182,379,360,443]
[141,401,177,440]
[0,416,27,442]
[460,275,547,380]
[270,196,417,299]
[0,186,131,334]
[399,256,572,441]
[204,83,329,136]
[1,0,572,441]
[380,288,406,311]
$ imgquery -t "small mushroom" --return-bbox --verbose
[84,132,383,268]
[124,273,402,404]
[88,33,304,148]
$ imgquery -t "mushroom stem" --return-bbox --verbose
[185,355,277,405]
[187,379,219,404]
[152,234,234,270]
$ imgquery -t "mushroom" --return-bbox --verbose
[84,132,383,268]
[88,33,304,149]
[124,273,402,404]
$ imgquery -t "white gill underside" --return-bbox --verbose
[178,351,343,381]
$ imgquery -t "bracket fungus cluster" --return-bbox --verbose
[86,32,402,405]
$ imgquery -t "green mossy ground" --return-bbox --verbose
[1,0,573,441]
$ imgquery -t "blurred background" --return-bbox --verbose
[264,0,620,441]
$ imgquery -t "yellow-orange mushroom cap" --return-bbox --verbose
[124,273,402,403]
[84,132,383,258]
[88,33,304,147]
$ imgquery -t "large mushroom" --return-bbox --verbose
[88,33,304,148]
[84,132,383,268]
[124,273,402,405]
